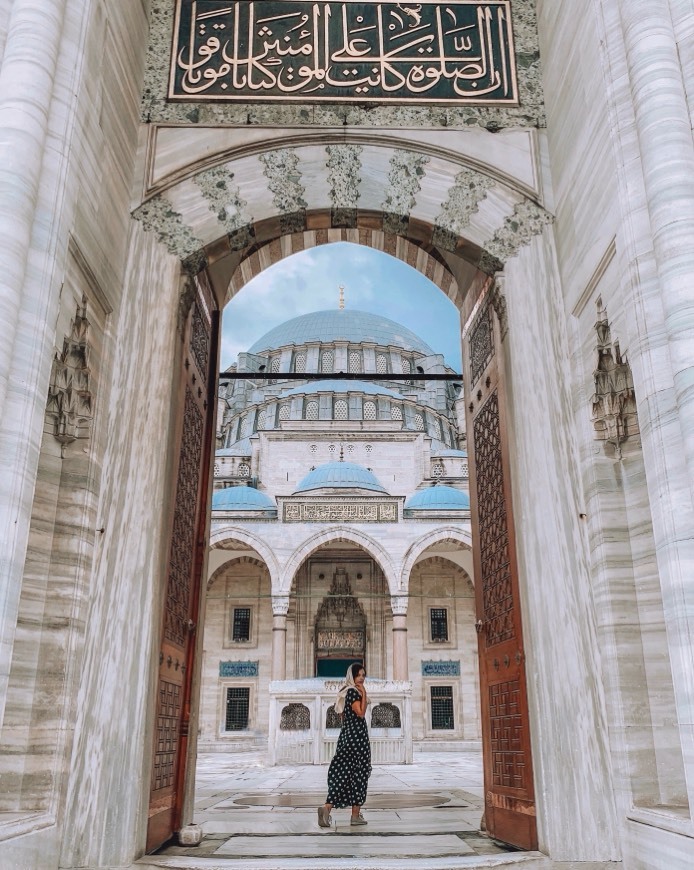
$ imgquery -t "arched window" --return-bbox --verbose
[349,350,362,373]
[326,705,341,729]
[414,413,425,431]
[320,350,334,373]
[279,403,290,421]
[363,400,377,420]
[271,356,281,373]
[391,404,403,421]
[371,703,401,729]
[257,408,266,430]
[294,352,306,373]
[305,400,319,420]
[280,704,310,731]
[376,353,388,374]
[237,462,251,478]
[334,399,348,420]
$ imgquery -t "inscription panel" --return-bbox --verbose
[283,499,398,522]
[170,0,518,104]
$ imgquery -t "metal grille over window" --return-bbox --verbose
[279,404,290,421]
[461,460,469,477]
[241,415,250,437]
[214,462,221,477]
[225,687,250,731]
[349,350,362,373]
[257,409,266,430]
[321,350,334,373]
[430,607,449,641]
[295,352,306,373]
[237,462,250,478]
[431,685,454,730]
[232,607,251,641]
[326,705,341,728]
[280,703,310,731]
[414,413,425,431]
[271,356,281,373]
[376,353,388,374]
[391,405,403,421]
[371,703,402,728]
[363,400,377,420]
[433,463,444,478]
[305,400,319,420]
[334,399,348,420]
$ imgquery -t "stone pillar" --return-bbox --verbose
[391,595,409,681]
[0,0,71,727]
[615,0,694,805]
[272,595,290,681]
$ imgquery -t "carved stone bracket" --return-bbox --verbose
[390,595,409,617]
[591,305,639,455]
[489,274,509,340]
[46,298,93,454]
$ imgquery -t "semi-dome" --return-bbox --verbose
[280,379,402,399]
[248,309,435,355]
[404,485,470,511]
[212,486,276,511]
[294,461,387,494]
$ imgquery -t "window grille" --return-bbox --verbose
[431,686,454,730]
[321,350,334,373]
[232,607,251,641]
[271,356,281,373]
[237,462,250,478]
[365,444,373,454]
[280,703,310,731]
[214,463,221,477]
[414,413,425,431]
[430,607,449,642]
[328,444,337,455]
[257,409,266,430]
[349,350,362,373]
[225,687,250,731]
[295,352,307,373]
[241,415,251,437]
[432,463,444,478]
[371,703,401,728]
[305,400,319,420]
[363,400,377,420]
[376,354,388,374]
[279,404,290,421]
[401,356,412,373]
[334,399,348,420]
[391,405,403,421]
[326,705,341,728]
[461,461,469,477]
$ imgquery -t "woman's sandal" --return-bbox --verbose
[317,806,332,828]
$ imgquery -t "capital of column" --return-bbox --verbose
[272,595,290,616]
[390,595,408,617]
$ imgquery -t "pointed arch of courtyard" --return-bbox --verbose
[400,526,474,591]
[209,525,281,588]
[280,526,399,596]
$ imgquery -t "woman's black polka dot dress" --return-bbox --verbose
[326,688,372,808]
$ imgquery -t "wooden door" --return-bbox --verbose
[462,284,537,850]
[147,274,219,852]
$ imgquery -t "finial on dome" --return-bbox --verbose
[338,285,345,310]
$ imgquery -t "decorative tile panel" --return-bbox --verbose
[219,660,259,677]
[422,660,461,676]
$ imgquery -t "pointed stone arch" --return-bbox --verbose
[207,555,269,590]
[281,526,398,595]
[400,526,473,590]
[210,526,281,587]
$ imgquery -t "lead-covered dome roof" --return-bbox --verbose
[212,486,276,511]
[248,309,435,355]
[294,461,387,494]
[404,485,470,511]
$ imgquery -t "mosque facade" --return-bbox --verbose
[201,307,478,759]
[1,0,694,868]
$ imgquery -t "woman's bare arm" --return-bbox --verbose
[351,688,367,718]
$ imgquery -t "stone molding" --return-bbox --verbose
[272,595,290,617]
[269,678,412,694]
[480,200,554,273]
[432,167,496,252]
[391,595,409,616]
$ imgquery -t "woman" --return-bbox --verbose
[317,662,372,828]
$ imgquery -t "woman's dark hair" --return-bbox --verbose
[350,662,365,679]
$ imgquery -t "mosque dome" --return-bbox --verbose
[211,485,277,511]
[248,309,435,355]
[280,379,402,399]
[294,461,387,494]
[404,485,470,511]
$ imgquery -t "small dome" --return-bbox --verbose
[212,486,276,511]
[404,485,470,511]
[248,309,434,355]
[294,461,387,494]
[280,379,402,399]
[432,449,468,458]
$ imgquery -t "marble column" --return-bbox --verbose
[391,595,409,681]
[615,0,694,805]
[0,0,72,727]
[272,595,290,681]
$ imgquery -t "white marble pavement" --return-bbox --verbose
[139,751,554,869]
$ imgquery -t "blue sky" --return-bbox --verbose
[221,242,462,370]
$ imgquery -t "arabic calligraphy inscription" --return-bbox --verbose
[170,1,518,104]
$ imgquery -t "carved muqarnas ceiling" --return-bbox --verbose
[133,141,552,278]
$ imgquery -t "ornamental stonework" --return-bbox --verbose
[282,499,399,522]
